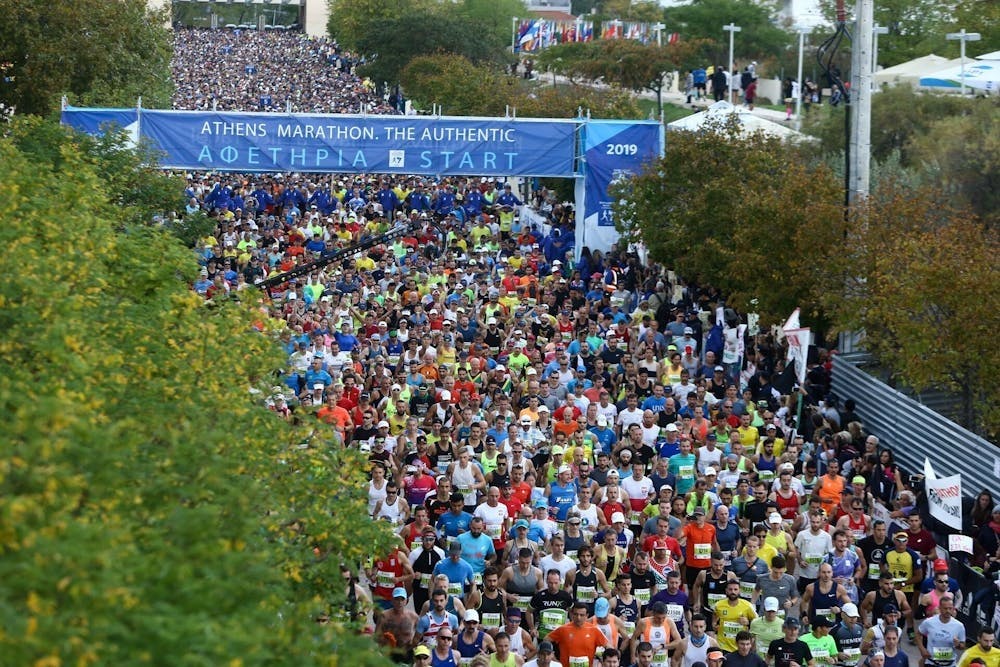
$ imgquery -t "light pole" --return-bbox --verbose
[946,29,981,96]
[795,28,807,124]
[872,24,888,75]
[652,22,665,47]
[723,23,741,103]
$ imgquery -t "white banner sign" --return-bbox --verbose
[949,534,974,554]
[926,473,963,531]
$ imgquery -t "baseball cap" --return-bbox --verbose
[537,641,554,653]
[764,597,779,612]
[665,423,678,432]
[465,610,480,622]
[611,511,626,524]
[595,597,610,618]
[551,445,565,455]
[852,475,867,484]
[812,616,833,628]
[783,617,801,629]
[557,464,572,475]
[392,587,407,599]
[448,541,463,553]
[893,531,908,541]
[597,416,608,426]
[652,539,668,550]
[768,512,783,524]
[413,645,431,658]
[507,607,523,619]
[707,650,725,661]
[705,467,717,476]
[714,366,725,372]
[933,558,949,573]
[842,602,860,618]
[514,519,529,529]
[884,603,900,614]
[692,506,706,516]
[377,420,390,429]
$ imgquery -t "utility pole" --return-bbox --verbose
[795,27,807,125]
[849,0,874,202]
[723,23,741,103]
[946,29,982,96]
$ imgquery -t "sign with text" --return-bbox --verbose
[926,473,963,530]
[61,108,578,176]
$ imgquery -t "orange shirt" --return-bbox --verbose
[683,522,717,568]
[553,421,580,440]
[817,473,845,515]
[547,621,609,667]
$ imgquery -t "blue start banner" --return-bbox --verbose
[577,120,662,254]
[60,108,578,177]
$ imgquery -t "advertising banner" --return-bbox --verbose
[61,108,578,176]
[926,473,963,531]
[578,120,662,253]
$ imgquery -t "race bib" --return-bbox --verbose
[419,573,433,589]
[932,648,954,662]
[447,582,464,598]
[869,563,881,579]
[653,651,669,667]
[540,609,567,635]
[665,604,684,622]
[570,657,590,667]
[577,586,597,603]
[679,465,694,479]
[812,649,831,662]
[482,612,501,629]
[515,595,532,611]
[485,523,502,539]
[635,588,652,605]
[629,510,643,525]
[739,581,755,599]
[625,620,636,635]
[805,553,823,566]
[460,658,474,667]
[723,620,742,637]
[694,543,712,560]
[566,550,579,563]
[844,649,862,658]
[758,470,775,482]
[376,570,395,588]
[815,608,835,622]
[707,593,725,608]
[473,572,483,587]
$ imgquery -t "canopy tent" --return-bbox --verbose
[919,59,1000,92]
[976,50,1000,61]
[666,101,807,141]
[874,54,959,88]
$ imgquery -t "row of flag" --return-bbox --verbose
[516,19,679,52]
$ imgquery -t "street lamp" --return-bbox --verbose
[872,24,888,76]
[946,29,981,96]
[795,27,808,124]
[723,23,741,103]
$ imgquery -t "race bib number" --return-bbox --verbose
[515,595,532,611]
[629,510,642,525]
[665,604,684,622]
[570,657,590,667]
[844,649,861,658]
[485,523,502,539]
[577,586,597,603]
[376,570,395,588]
[723,620,743,637]
[869,563,881,579]
[812,649,831,662]
[679,465,694,479]
[815,608,835,622]
[758,470,774,482]
[448,582,464,598]
[635,588,652,605]
[482,612,501,629]
[932,648,954,662]
[460,658,474,667]
[707,593,725,608]
[806,553,823,566]
[541,609,567,634]
[419,573,433,589]
[653,651,669,667]
[625,621,636,635]
[694,543,712,560]
[739,581,755,599]
[473,572,483,587]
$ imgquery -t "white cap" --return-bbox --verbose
[391,384,402,392]
[557,464,573,475]
[611,511,626,524]
[842,602,860,618]
[377,420,390,429]
[464,609,480,623]
[440,390,451,401]
[597,416,608,426]
[768,512,783,524]
[763,597,780,612]
[665,423,678,432]
[487,317,498,325]
[705,467,717,476]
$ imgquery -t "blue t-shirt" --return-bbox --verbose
[456,531,495,574]
[437,511,473,538]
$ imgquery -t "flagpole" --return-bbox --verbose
[512,17,517,52]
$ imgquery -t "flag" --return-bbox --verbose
[581,22,594,42]
[923,457,937,481]
[518,20,540,52]
[668,32,680,45]
[925,473,963,530]
[782,308,809,387]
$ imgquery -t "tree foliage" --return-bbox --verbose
[663,0,792,64]
[804,89,1000,228]
[0,118,395,664]
[357,8,512,88]
[327,0,434,52]
[821,186,1000,435]
[401,54,642,119]
[0,0,173,116]
[612,121,845,326]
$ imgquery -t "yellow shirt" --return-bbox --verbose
[738,425,760,449]
[959,646,1000,667]
[715,598,757,651]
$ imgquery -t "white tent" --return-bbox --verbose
[666,101,807,141]
[976,50,1000,61]
[920,59,1000,92]
[874,54,959,88]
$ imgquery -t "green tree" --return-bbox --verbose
[457,0,527,51]
[0,118,394,664]
[663,0,792,65]
[327,0,434,51]
[612,120,845,325]
[0,0,173,117]
[400,54,507,116]
[358,8,512,86]
[822,186,1000,435]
